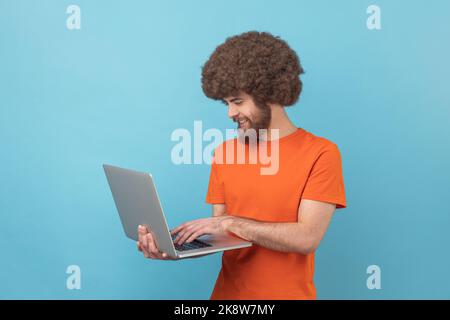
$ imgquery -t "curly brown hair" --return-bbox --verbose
[201,31,304,107]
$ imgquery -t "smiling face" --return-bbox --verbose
[222,92,272,135]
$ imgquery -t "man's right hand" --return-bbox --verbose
[137,225,174,260]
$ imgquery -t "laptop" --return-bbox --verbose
[103,164,252,259]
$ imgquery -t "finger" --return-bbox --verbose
[140,238,149,254]
[174,221,205,243]
[146,233,164,259]
[143,246,157,259]
[182,224,202,242]
[138,225,148,251]
[138,225,144,243]
[177,225,200,245]
[146,233,157,253]
[148,253,157,259]
[185,223,208,241]
[185,233,199,243]
[172,219,201,235]
[186,229,207,243]
[175,228,190,244]
[138,224,149,236]
[171,222,191,237]
[173,225,187,243]
[141,243,151,257]
[170,226,182,236]
[173,230,184,244]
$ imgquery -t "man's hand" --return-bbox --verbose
[137,225,175,260]
[170,216,234,245]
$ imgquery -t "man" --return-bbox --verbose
[137,31,346,300]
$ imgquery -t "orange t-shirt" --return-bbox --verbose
[205,128,346,300]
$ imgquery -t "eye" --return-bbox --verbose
[234,100,243,105]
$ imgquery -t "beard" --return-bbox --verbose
[234,102,272,144]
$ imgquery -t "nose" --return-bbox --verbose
[227,105,239,119]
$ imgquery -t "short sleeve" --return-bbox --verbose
[301,143,346,209]
[205,153,225,204]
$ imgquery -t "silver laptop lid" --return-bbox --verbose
[103,164,176,257]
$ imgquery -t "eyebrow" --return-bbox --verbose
[224,97,244,104]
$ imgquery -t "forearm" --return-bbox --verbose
[225,217,315,254]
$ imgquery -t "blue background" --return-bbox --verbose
[1,0,449,299]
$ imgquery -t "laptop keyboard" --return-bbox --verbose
[172,234,212,251]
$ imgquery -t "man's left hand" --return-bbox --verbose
[170,216,234,245]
